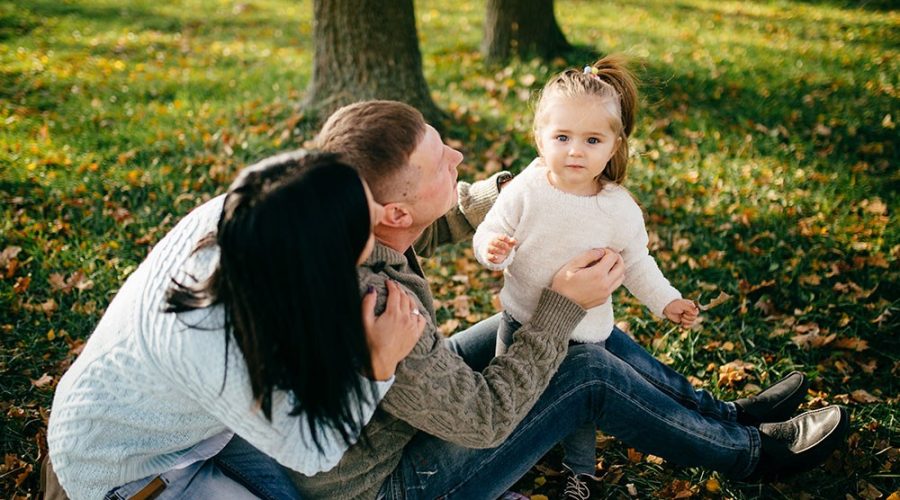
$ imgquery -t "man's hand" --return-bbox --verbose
[663,299,699,328]
[550,249,625,309]
[486,235,517,264]
[362,280,425,381]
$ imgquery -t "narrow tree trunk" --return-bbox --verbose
[482,0,572,64]
[306,0,444,126]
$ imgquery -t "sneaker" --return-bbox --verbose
[561,468,593,500]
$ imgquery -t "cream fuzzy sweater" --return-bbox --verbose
[474,159,682,343]
[47,195,392,499]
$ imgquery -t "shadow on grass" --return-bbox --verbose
[791,0,899,12]
[639,59,897,184]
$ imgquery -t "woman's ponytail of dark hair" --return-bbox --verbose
[167,151,376,451]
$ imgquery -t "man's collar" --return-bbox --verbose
[362,241,410,269]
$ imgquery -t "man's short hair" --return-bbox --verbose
[317,100,426,200]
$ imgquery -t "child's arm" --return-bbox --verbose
[415,171,513,257]
[473,175,525,271]
[618,202,685,322]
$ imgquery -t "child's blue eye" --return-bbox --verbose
[556,135,568,142]
[587,137,600,145]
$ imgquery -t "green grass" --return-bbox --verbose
[1,0,897,497]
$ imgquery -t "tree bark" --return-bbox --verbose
[482,0,572,64]
[306,0,444,126]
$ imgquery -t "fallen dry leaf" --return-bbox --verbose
[698,291,732,311]
[438,318,460,337]
[452,295,471,319]
[718,359,755,388]
[834,337,870,352]
[792,332,837,349]
[851,389,882,404]
[30,373,54,389]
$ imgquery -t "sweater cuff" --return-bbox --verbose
[648,287,683,318]
[527,288,586,339]
[459,171,511,228]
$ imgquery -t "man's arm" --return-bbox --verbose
[415,171,513,257]
[373,249,621,449]
[381,287,584,448]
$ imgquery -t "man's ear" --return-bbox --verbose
[380,202,414,229]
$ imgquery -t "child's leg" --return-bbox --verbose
[495,311,521,356]
[605,327,736,421]
[446,313,502,372]
[561,422,598,476]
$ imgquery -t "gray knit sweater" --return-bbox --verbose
[290,175,586,499]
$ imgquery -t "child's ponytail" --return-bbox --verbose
[589,55,638,185]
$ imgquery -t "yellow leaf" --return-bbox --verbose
[47,329,56,341]
[705,477,721,493]
[438,319,460,337]
[533,476,546,487]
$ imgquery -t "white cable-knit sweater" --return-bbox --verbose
[473,159,682,343]
[47,195,392,500]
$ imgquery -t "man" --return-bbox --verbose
[291,101,848,499]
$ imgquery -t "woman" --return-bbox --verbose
[45,151,424,499]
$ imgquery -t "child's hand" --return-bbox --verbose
[486,235,517,264]
[663,299,699,328]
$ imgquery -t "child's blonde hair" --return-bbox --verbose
[533,54,638,185]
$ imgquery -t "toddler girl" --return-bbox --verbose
[473,55,699,489]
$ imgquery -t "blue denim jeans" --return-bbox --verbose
[379,315,759,499]
[104,435,302,499]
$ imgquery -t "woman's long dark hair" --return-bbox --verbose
[166,151,375,451]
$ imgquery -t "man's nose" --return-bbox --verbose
[448,146,463,167]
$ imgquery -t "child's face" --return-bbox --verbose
[536,95,621,196]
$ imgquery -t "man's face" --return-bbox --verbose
[405,125,463,228]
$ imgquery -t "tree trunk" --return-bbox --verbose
[306,0,445,126]
[481,0,572,64]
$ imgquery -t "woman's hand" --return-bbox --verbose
[663,299,699,328]
[362,280,425,381]
[551,248,625,309]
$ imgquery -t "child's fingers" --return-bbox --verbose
[499,235,517,246]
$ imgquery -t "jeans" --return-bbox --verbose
[104,435,302,500]
[379,316,759,499]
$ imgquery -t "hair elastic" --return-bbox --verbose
[583,65,601,80]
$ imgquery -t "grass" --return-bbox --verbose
[1,0,897,498]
